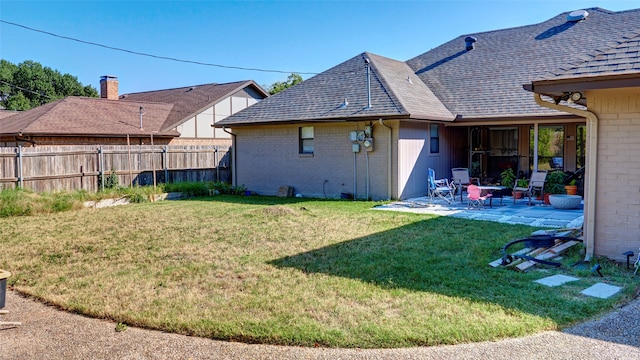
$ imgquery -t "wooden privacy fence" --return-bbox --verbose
[0,145,231,193]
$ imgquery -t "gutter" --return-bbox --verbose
[533,93,597,261]
[379,119,393,200]
[222,127,237,188]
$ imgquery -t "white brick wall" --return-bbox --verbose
[589,88,640,261]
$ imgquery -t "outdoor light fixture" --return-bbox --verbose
[567,91,583,104]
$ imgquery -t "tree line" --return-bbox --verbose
[0,59,98,111]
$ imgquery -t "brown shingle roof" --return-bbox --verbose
[0,97,177,136]
[0,110,19,120]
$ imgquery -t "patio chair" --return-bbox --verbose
[513,170,548,205]
[451,168,480,202]
[428,168,455,204]
[467,184,492,209]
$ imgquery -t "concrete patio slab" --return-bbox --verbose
[581,283,622,299]
[374,195,584,229]
[534,274,579,287]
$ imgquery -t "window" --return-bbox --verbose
[430,124,439,154]
[299,126,314,154]
[529,125,564,171]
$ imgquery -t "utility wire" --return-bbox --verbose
[0,80,56,99]
[0,19,319,76]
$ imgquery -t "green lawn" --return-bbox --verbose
[0,195,637,348]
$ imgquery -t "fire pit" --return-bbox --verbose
[549,194,582,209]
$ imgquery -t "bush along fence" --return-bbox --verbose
[0,145,231,192]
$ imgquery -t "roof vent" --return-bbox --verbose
[566,9,588,22]
[465,36,477,51]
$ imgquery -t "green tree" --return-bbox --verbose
[0,59,98,110]
[266,73,303,95]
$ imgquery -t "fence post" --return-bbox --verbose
[163,145,169,184]
[16,145,23,189]
[98,146,104,192]
[151,134,157,189]
[215,147,219,182]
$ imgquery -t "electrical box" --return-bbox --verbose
[349,131,358,141]
[364,125,372,138]
[363,138,374,152]
[352,143,361,153]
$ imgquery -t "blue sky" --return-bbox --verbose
[1,1,638,95]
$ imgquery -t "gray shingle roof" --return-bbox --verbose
[406,7,640,119]
[120,80,268,131]
[216,52,454,126]
[545,30,640,79]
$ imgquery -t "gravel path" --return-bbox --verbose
[1,290,639,360]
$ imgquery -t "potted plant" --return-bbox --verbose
[513,178,528,199]
[544,171,566,204]
[565,179,578,195]
[500,168,516,189]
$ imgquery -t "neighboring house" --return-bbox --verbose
[524,31,640,262]
[0,76,268,147]
[216,7,637,199]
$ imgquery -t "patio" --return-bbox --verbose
[374,195,584,229]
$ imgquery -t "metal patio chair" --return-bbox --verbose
[428,168,455,204]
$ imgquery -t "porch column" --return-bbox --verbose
[532,123,539,171]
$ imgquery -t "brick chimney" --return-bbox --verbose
[100,75,119,100]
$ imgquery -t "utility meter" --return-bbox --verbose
[363,138,374,151]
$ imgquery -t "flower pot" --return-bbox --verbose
[564,185,578,195]
[543,193,551,205]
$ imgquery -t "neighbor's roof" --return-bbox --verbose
[120,80,269,131]
[0,110,19,120]
[216,52,455,127]
[406,7,640,119]
[0,96,177,137]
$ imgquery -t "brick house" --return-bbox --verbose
[0,76,268,147]
[217,8,639,198]
[216,7,640,261]
[525,32,640,261]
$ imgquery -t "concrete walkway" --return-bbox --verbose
[2,290,639,360]
[374,195,584,229]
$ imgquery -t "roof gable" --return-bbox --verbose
[217,52,453,126]
[119,80,268,131]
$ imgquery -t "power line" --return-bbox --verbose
[0,19,319,76]
[0,80,56,99]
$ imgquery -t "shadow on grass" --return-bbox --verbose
[269,216,619,325]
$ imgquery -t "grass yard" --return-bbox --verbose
[0,195,637,348]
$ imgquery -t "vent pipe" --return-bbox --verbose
[364,57,371,110]
[465,36,477,51]
[139,106,145,129]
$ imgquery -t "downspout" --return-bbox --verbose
[534,93,597,261]
[379,119,392,200]
[222,127,237,188]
